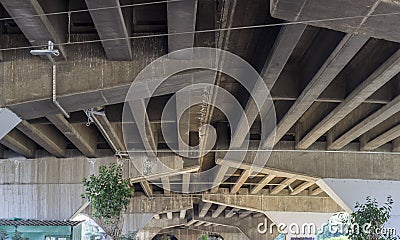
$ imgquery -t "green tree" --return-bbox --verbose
[0,229,8,240]
[349,196,398,240]
[82,163,134,240]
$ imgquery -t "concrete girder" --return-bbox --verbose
[127,194,193,214]
[47,114,97,157]
[202,194,343,213]
[85,0,132,60]
[0,0,67,58]
[262,34,369,148]
[0,129,36,158]
[218,141,400,181]
[270,0,400,44]
[297,47,400,149]
[230,24,307,149]
[329,94,400,150]
[362,124,400,150]
[167,0,198,54]
[16,120,67,157]
[91,111,126,153]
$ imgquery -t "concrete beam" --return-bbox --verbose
[47,114,97,157]
[161,177,171,196]
[363,124,400,150]
[85,0,132,60]
[230,169,251,194]
[211,205,226,218]
[263,34,369,148]
[92,112,126,153]
[127,195,193,214]
[231,24,306,149]
[0,0,67,58]
[393,138,400,152]
[1,36,165,120]
[250,174,276,194]
[202,194,343,213]
[0,129,36,158]
[297,48,400,149]
[290,181,314,196]
[16,120,67,157]
[179,209,186,219]
[270,0,400,44]
[167,0,198,54]
[140,181,153,197]
[225,208,239,218]
[329,95,400,150]
[270,178,296,195]
[199,202,212,218]
[224,142,400,181]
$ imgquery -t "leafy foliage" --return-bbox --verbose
[349,196,398,240]
[0,230,8,240]
[11,230,28,240]
[82,163,133,239]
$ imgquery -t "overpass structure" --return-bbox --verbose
[1,0,400,239]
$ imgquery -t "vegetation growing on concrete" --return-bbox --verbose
[349,196,398,240]
[82,163,133,240]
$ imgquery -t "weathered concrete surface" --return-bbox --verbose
[127,194,193,214]
[0,152,112,219]
[0,35,165,120]
[270,0,400,43]
[202,194,343,213]
[218,141,400,181]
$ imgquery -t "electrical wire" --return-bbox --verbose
[0,3,400,52]
[0,0,185,22]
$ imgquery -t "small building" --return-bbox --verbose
[0,219,82,240]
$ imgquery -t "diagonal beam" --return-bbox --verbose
[239,211,252,219]
[211,205,226,218]
[231,24,307,148]
[230,169,251,194]
[0,129,36,158]
[47,114,97,157]
[297,47,400,149]
[250,174,276,194]
[199,202,212,218]
[270,178,296,195]
[310,188,324,196]
[290,182,314,196]
[130,99,157,157]
[17,120,67,157]
[225,208,239,218]
[92,111,126,153]
[263,34,369,148]
[0,0,67,58]
[329,95,400,150]
[140,181,153,197]
[362,124,400,150]
[84,0,132,60]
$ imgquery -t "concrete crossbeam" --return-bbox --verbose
[202,194,343,213]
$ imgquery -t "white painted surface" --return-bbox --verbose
[0,108,21,140]
[319,179,400,230]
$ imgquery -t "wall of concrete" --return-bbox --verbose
[0,151,115,219]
